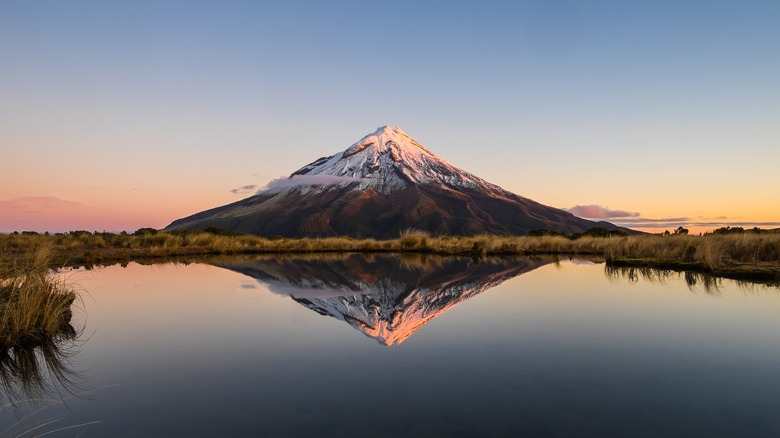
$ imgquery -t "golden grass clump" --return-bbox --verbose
[399,230,430,249]
[0,246,78,351]
[0,245,86,435]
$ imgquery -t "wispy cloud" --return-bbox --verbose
[0,196,90,232]
[567,204,640,219]
[612,218,780,229]
[230,184,258,194]
[262,175,369,191]
[0,196,82,211]
[567,204,780,232]
[612,217,690,224]
[1,195,172,233]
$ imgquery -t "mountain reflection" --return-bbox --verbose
[217,254,550,346]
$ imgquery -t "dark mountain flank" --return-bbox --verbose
[166,126,626,238]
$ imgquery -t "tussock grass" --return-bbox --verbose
[603,234,780,269]
[0,246,77,351]
[0,245,85,423]
[1,229,778,280]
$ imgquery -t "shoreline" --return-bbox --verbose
[2,230,778,284]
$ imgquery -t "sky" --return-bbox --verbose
[1,0,779,234]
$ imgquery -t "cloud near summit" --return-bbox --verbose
[567,205,640,219]
[230,184,258,194]
[261,175,369,191]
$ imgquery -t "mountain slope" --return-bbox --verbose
[166,126,626,237]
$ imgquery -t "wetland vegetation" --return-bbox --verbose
[0,246,78,351]
[1,227,778,282]
[0,245,86,435]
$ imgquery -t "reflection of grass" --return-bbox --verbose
[1,230,779,281]
[0,333,79,404]
[605,265,727,294]
[605,264,780,295]
[0,246,94,436]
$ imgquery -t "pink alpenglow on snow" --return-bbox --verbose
[166,126,631,238]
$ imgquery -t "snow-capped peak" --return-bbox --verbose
[344,125,434,159]
[289,125,510,195]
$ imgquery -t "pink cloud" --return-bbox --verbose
[568,204,640,219]
[0,196,82,211]
[0,196,151,232]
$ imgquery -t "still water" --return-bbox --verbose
[3,254,780,437]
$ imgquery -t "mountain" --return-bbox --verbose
[166,126,626,238]
[216,254,551,346]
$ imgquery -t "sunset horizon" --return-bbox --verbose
[2,122,778,236]
[3,2,778,237]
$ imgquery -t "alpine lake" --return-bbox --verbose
[3,253,780,437]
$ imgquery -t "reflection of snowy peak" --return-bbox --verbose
[290,126,510,195]
[166,126,628,238]
[218,254,549,346]
[295,272,511,346]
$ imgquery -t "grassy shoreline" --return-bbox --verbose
[1,230,779,282]
[0,246,78,351]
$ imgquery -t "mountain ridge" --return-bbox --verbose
[166,126,630,238]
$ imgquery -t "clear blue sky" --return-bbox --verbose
[2,1,779,232]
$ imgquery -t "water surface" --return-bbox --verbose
[3,254,780,437]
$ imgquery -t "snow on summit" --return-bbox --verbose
[166,124,626,238]
[288,125,508,194]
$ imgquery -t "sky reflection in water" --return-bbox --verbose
[3,255,780,437]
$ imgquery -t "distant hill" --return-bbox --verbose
[166,126,631,238]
